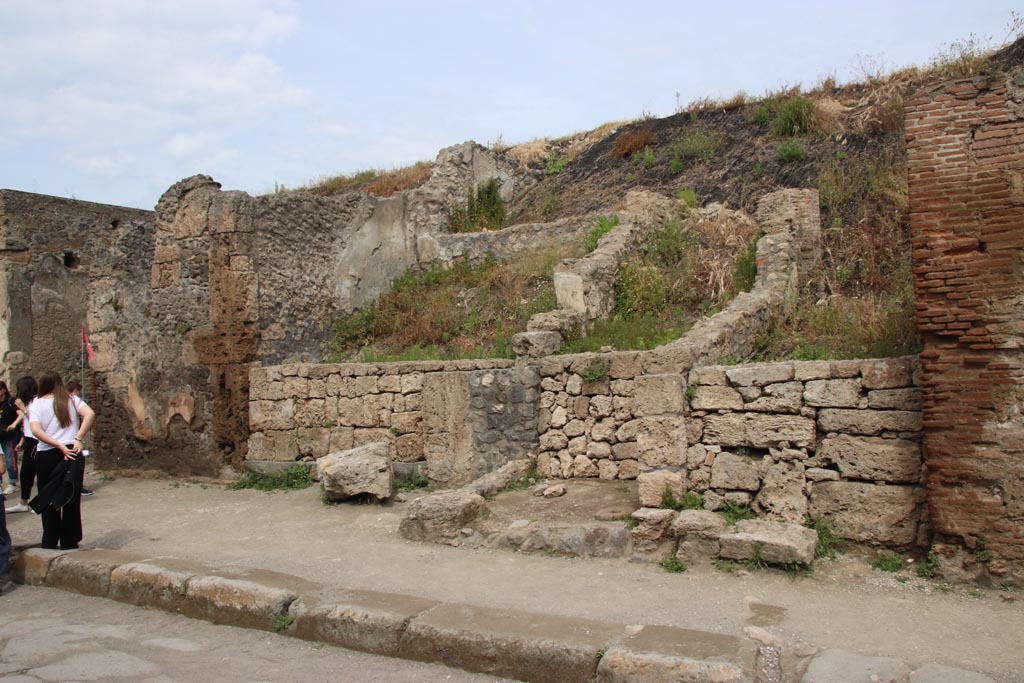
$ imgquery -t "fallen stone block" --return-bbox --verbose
[289,589,440,657]
[801,648,911,683]
[671,510,729,565]
[597,624,752,682]
[46,549,145,598]
[318,441,393,502]
[462,458,531,498]
[718,519,817,565]
[398,490,487,544]
[536,523,632,558]
[401,602,627,683]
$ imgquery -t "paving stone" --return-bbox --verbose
[801,648,911,682]
[180,568,313,631]
[910,663,996,683]
[596,624,752,682]
[110,558,210,612]
[46,549,144,598]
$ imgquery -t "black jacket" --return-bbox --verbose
[29,453,82,513]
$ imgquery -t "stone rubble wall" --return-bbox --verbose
[906,66,1024,572]
[682,356,924,548]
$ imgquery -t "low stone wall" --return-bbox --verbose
[679,356,923,548]
[420,214,598,268]
[247,358,543,488]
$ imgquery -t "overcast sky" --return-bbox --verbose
[1,1,1019,210]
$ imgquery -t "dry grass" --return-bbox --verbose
[612,127,655,159]
[683,91,750,114]
[299,161,434,197]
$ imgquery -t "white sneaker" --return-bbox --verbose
[5,502,28,513]
[2,484,15,495]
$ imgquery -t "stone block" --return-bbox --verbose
[803,379,863,408]
[401,603,626,683]
[181,570,304,631]
[635,416,687,468]
[249,399,295,431]
[512,331,562,358]
[860,358,914,389]
[809,481,920,546]
[805,467,840,482]
[611,442,637,461]
[725,363,793,387]
[709,452,762,491]
[669,510,728,539]
[793,361,831,381]
[637,470,684,507]
[633,374,685,416]
[13,548,70,586]
[817,409,922,435]
[617,460,641,479]
[630,508,679,547]
[753,462,807,523]
[399,490,487,544]
[246,430,298,462]
[394,432,424,462]
[317,442,393,502]
[688,365,729,386]
[818,435,922,483]
[867,388,921,410]
[596,625,751,683]
[690,386,743,411]
[46,549,143,598]
[110,558,208,611]
[743,381,803,413]
[573,454,599,477]
[718,519,818,565]
[703,413,815,448]
[290,589,440,657]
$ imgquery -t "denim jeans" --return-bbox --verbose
[0,493,10,576]
[0,434,17,483]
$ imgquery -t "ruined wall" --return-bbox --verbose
[906,67,1024,570]
[0,190,152,386]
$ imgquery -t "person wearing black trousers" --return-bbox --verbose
[6,376,38,515]
[28,372,94,551]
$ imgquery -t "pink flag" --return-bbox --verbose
[82,327,95,361]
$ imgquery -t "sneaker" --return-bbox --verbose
[2,484,15,495]
[80,488,94,496]
[5,503,29,513]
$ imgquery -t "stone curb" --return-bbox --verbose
[13,548,753,683]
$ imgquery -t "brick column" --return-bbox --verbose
[906,69,1024,571]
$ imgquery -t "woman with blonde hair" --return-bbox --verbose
[28,371,94,550]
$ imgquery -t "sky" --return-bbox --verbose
[1,1,1020,210]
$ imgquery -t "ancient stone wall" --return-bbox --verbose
[0,190,152,385]
[906,67,1024,570]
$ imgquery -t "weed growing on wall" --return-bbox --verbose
[583,215,620,253]
[449,179,507,232]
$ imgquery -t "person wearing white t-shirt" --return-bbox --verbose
[28,371,94,550]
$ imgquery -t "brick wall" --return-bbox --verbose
[906,67,1024,571]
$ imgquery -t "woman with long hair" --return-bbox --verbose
[0,381,20,495]
[5,376,38,514]
[28,371,94,550]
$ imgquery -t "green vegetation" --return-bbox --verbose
[771,96,819,137]
[785,561,814,578]
[632,145,656,167]
[584,215,620,253]
[228,465,313,492]
[503,462,540,492]
[678,130,720,162]
[329,246,576,362]
[581,360,610,381]
[395,470,431,492]
[449,179,507,232]
[272,614,295,631]
[870,553,905,572]
[684,383,697,402]
[624,515,640,529]
[561,315,685,354]
[660,486,704,511]
[807,514,846,560]
[676,187,697,208]
[293,161,433,198]
[661,554,687,573]
[916,553,941,578]
[713,558,739,573]
[719,501,756,525]
[744,543,768,570]
[775,139,807,163]
[545,154,570,175]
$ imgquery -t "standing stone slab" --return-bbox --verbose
[317,441,393,502]
[753,461,807,523]
[818,435,922,483]
[181,568,314,631]
[110,558,210,612]
[45,549,145,598]
[597,625,752,683]
[718,519,818,565]
[401,602,627,683]
[809,481,920,546]
[12,548,72,586]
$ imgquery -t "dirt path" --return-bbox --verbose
[6,476,1021,681]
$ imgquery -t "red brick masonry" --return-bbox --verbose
[906,68,1024,568]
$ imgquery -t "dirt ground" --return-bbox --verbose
[5,474,1022,681]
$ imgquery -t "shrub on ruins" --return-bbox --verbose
[611,126,654,159]
[448,178,507,232]
[228,465,314,492]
